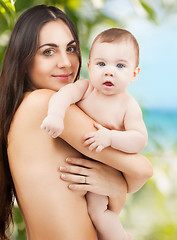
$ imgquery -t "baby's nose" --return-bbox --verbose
[104,71,114,77]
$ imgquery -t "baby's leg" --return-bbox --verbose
[86,192,133,240]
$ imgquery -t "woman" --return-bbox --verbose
[0,5,153,240]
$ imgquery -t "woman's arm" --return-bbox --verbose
[60,103,153,193]
[38,89,152,193]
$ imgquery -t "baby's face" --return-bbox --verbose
[88,40,139,95]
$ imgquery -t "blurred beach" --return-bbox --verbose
[144,108,177,152]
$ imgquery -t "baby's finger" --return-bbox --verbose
[41,123,46,130]
[89,142,98,151]
[94,122,103,130]
[48,129,54,136]
[83,132,95,140]
[44,125,51,133]
[83,137,95,146]
[51,132,59,138]
[41,120,48,130]
[96,145,104,153]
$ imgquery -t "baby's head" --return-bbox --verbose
[88,28,140,95]
[89,28,139,67]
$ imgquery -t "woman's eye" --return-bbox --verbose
[67,45,77,53]
[98,62,105,66]
[43,49,55,56]
[117,63,124,68]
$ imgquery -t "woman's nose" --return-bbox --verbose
[57,53,71,68]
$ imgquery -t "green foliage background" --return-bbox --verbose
[0,0,177,239]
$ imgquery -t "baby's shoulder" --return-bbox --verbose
[124,92,139,106]
[124,93,142,116]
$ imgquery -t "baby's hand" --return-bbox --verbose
[41,115,64,138]
[83,123,111,152]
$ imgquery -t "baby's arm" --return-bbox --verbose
[111,100,148,153]
[41,79,89,138]
[84,100,148,153]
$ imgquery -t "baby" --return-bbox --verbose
[41,28,148,240]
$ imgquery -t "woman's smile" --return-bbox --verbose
[52,73,72,82]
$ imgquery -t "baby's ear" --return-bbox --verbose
[87,61,90,69]
[132,66,140,82]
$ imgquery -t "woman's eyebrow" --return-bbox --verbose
[38,40,76,49]
[67,40,76,46]
[38,43,58,49]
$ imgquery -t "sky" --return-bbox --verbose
[101,0,177,110]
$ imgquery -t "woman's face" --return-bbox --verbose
[28,20,80,91]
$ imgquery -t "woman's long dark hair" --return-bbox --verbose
[0,5,81,239]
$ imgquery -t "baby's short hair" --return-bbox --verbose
[90,28,139,66]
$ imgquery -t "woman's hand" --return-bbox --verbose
[59,157,128,214]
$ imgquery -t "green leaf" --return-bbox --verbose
[139,0,157,23]
[67,0,81,10]
[0,0,16,28]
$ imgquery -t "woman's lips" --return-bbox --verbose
[52,74,71,82]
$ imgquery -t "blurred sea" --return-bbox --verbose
[142,108,177,153]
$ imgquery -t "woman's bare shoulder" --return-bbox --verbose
[16,89,56,125]
[23,89,55,110]
[8,89,56,143]
[27,88,55,98]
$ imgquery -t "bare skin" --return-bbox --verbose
[4,15,153,240]
[8,91,97,240]
[40,38,148,239]
[8,89,152,239]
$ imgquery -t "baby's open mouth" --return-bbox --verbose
[103,81,114,87]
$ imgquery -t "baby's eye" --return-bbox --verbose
[67,45,77,53]
[97,62,105,66]
[43,49,55,56]
[117,63,124,68]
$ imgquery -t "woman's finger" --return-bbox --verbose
[59,165,89,176]
[60,173,89,184]
[68,183,93,192]
[65,157,99,169]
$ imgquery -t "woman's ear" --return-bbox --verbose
[131,66,140,82]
